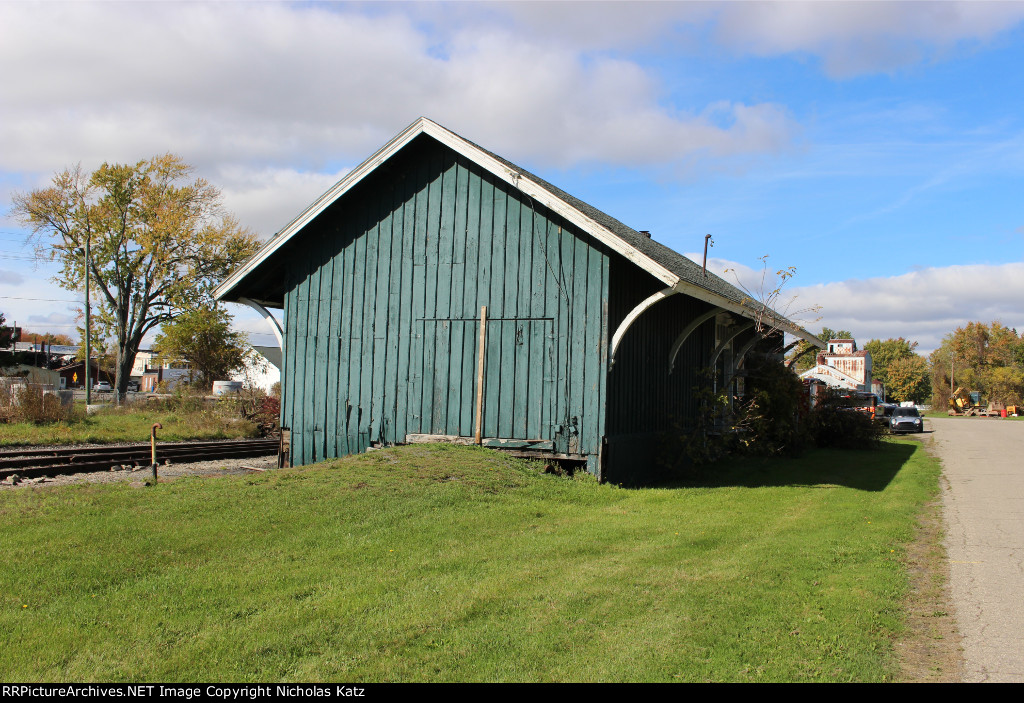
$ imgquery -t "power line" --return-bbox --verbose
[0,295,81,303]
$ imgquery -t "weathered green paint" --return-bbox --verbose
[274,134,759,483]
[281,136,611,470]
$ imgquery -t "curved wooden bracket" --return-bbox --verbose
[734,333,762,371]
[238,297,285,349]
[709,322,755,368]
[609,287,677,368]
[667,307,725,374]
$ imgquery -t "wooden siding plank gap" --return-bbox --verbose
[383,181,407,446]
[395,165,418,442]
[336,216,357,457]
[347,199,369,454]
[314,229,335,462]
[504,191,521,318]
[459,166,482,436]
[370,188,395,445]
[582,242,607,457]
[489,183,507,319]
[325,223,345,460]
[408,157,430,435]
[568,232,588,454]
[302,236,323,464]
[360,190,384,451]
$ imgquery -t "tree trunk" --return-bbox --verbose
[115,345,141,401]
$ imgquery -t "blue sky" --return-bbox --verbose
[2,1,1024,354]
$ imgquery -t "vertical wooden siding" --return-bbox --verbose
[606,256,718,438]
[603,255,719,482]
[280,138,610,467]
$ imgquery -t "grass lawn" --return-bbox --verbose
[0,439,938,682]
[0,408,259,447]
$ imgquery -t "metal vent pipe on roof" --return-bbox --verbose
[703,234,713,278]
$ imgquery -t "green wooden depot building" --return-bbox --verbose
[216,118,822,484]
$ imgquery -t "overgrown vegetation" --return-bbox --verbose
[660,360,885,479]
[0,386,280,446]
[731,353,807,456]
[804,390,885,450]
[0,440,938,682]
[0,384,78,425]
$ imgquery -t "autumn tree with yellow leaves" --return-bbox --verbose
[13,155,259,396]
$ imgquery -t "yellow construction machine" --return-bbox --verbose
[948,388,986,416]
[948,388,1011,417]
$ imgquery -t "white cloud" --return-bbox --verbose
[442,1,713,51]
[440,1,1024,75]
[2,1,1018,193]
[0,269,25,286]
[25,311,76,326]
[792,263,1024,354]
[217,166,351,236]
[0,2,797,182]
[714,1,1024,77]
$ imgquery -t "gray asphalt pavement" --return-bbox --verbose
[929,416,1024,682]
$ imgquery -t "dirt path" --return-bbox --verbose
[927,417,1024,682]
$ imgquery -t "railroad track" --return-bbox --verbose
[0,438,280,480]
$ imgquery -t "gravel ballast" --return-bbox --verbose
[0,451,279,490]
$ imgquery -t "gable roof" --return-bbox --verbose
[216,117,822,346]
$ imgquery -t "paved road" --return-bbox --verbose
[929,417,1024,682]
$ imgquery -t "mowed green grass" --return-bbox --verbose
[0,440,937,682]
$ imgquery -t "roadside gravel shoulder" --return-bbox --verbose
[898,422,964,682]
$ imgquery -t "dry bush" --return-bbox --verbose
[0,384,77,424]
[222,385,280,437]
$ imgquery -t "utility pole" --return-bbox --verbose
[84,239,91,406]
[950,350,954,397]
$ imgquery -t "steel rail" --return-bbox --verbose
[0,438,279,480]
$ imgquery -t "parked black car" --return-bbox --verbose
[874,403,897,426]
[890,406,924,433]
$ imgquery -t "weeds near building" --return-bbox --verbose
[0,384,77,424]
[660,357,884,480]
[804,390,885,450]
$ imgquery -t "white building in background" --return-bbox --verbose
[231,346,281,393]
[799,338,874,393]
[130,347,280,394]
[131,349,191,391]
